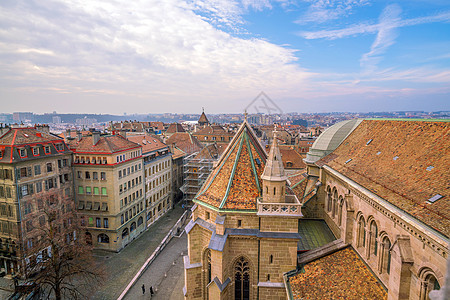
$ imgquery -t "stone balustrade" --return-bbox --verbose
[257,198,303,217]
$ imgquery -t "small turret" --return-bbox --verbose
[261,130,287,203]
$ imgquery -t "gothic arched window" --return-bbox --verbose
[327,188,332,212]
[235,257,250,300]
[338,197,344,226]
[369,221,378,256]
[420,271,441,300]
[357,216,366,248]
[381,236,391,274]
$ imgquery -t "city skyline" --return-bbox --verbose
[1,0,449,114]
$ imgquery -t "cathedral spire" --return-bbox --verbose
[261,130,287,182]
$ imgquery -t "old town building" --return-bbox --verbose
[126,134,173,228]
[286,119,448,300]
[0,125,73,277]
[68,132,145,252]
[184,119,302,300]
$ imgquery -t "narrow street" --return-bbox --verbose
[91,204,187,300]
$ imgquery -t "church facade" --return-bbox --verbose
[183,120,302,300]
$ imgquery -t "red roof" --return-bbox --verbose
[67,134,140,154]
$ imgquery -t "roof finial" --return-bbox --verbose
[202,107,204,113]
[244,109,248,121]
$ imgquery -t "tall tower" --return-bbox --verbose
[261,131,287,203]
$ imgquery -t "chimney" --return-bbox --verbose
[118,130,127,138]
[77,131,82,141]
[93,131,100,145]
[0,123,11,136]
[36,124,50,133]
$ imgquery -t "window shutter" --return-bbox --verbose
[29,184,34,195]
[27,167,32,177]
[45,180,49,191]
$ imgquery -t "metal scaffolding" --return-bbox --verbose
[181,152,216,206]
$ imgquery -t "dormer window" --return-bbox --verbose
[33,147,39,155]
[0,150,2,159]
[19,148,26,157]
[44,146,50,154]
[55,143,64,151]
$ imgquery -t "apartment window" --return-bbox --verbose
[44,146,50,154]
[125,211,128,221]
[96,218,101,228]
[119,184,123,193]
[78,186,84,194]
[85,171,90,179]
[58,160,62,169]
[19,148,26,157]
[33,147,39,155]
[86,187,92,195]
[101,187,107,195]
[55,143,64,151]
[88,217,94,226]
[119,170,122,178]
[63,159,68,167]
[77,171,82,179]
[121,214,124,224]
[26,220,33,232]
[101,172,106,180]
[94,187,99,195]
[36,182,42,193]
[19,167,29,178]
[103,218,109,228]
[238,220,242,227]
[46,163,53,172]
[93,172,98,180]
[34,165,41,175]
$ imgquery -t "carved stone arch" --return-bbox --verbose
[377,232,392,274]
[332,189,339,218]
[326,186,333,212]
[366,216,379,257]
[417,265,445,286]
[417,267,442,300]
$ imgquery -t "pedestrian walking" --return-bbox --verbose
[142,284,145,295]
[149,286,154,295]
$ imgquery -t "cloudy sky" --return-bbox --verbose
[1,0,449,114]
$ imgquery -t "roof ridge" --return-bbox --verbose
[245,132,261,194]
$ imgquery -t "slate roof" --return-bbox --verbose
[297,219,336,251]
[319,119,450,237]
[195,120,267,210]
[288,247,387,300]
[67,134,140,154]
[165,132,203,155]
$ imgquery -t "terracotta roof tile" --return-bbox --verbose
[323,119,450,237]
[279,145,306,169]
[126,134,167,154]
[289,247,387,300]
[195,121,267,210]
[67,134,140,153]
[165,132,203,154]
[166,123,185,134]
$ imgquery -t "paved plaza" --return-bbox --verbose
[92,204,187,300]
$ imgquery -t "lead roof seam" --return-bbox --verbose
[219,132,245,209]
[245,133,261,194]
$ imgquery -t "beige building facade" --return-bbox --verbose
[69,132,145,252]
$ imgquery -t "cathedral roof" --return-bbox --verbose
[319,119,450,237]
[194,120,267,211]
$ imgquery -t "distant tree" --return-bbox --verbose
[292,119,308,127]
[26,198,104,300]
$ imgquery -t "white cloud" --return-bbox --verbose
[360,4,401,73]
[296,0,370,24]
[0,0,312,113]
[299,10,450,39]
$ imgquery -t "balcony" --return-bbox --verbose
[257,195,303,217]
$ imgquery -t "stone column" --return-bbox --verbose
[343,194,354,244]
